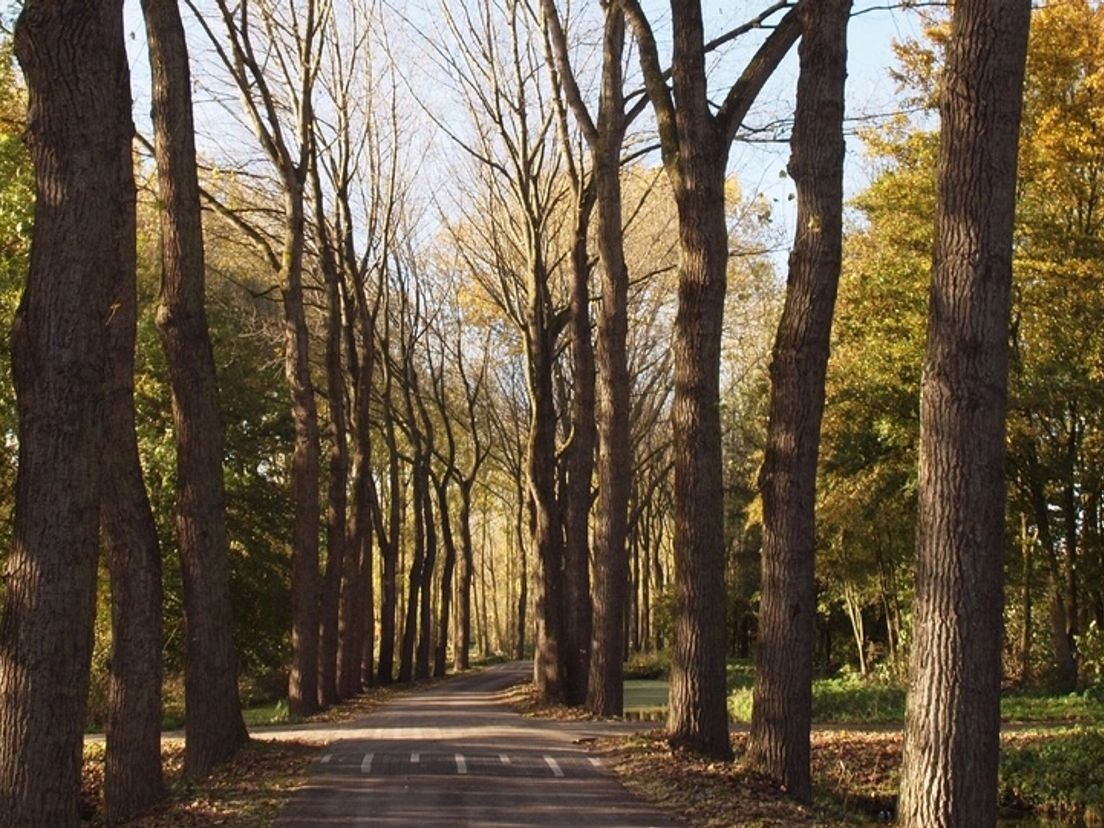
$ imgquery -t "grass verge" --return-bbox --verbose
[81,739,319,827]
[596,726,1104,826]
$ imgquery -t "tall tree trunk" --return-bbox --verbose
[898,2,1030,825]
[435,477,458,676]
[102,98,164,822]
[456,481,476,670]
[316,165,348,708]
[400,455,428,683]
[564,183,596,707]
[1020,513,1034,685]
[529,320,566,701]
[340,320,375,696]
[377,397,402,685]
[284,182,323,717]
[416,465,438,680]
[0,3,126,822]
[1028,457,1078,688]
[515,499,529,660]
[144,0,247,778]
[664,130,732,759]
[589,6,632,717]
[1063,408,1080,654]
[748,0,850,802]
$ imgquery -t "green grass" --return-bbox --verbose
[154,697,296,732]
[1000,727,1104,822]
[1001,691,1104,724]
[623,679,669,712]
[242,698,298,727]
[621,656,1104,727]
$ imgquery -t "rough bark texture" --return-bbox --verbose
[897,2,1030,825]
[456,482,476,670]
[435,475,458,677]
[0,3,125,823]
[530,318,566,702]
[102,67,165,821]
[315,166,348,708]
[748,0,850,803]
[415,461,438,681]
[588,5,632,718]
[400,450,428,684]
[564,183,596,707]
[340,314,375,696]
[145,0,248,777]
[621,0,800,759]
[284,180,323,717]
[377,393,402,685]
[662,0,733,760]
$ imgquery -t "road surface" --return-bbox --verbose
[274,662,677,827]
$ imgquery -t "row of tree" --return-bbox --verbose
[0,0,1043,826]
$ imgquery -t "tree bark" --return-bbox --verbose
[284,180,323,717]
[0,3,127,823]
[435,475,458,677]
[341,301,375,696]
[144,0,247,778]
[416,461,438,680]
[748,0,850,802]
[588,5,633,718]
[563,180,597,706]
[376,387,402,685]
[622,0,801,759]
[315,160,348,708]
[529,320,566,700]
[102,77,164,821]
[456,481,476,669]
[898,2,1030,825]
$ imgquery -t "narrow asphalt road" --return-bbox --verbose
[274,662,677,827]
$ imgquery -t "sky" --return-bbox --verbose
[116,0,929,261]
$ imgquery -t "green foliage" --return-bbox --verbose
[728,675,905,725]
[0,37,30,562]
[1000,728,1104,821]
[623,649,671,680]
[132,214,294,679]
[1078,622,1104,695]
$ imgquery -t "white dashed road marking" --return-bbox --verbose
[499,753,510,764]
[455,754,467,775]
[320,754,332,764]
[411,752,420,764]
[361,753,374,774]
[544,756,564,778]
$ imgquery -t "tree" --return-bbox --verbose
[194,0,328,715]
[541,0,635,716]
[748,0,850,802]
[0,1,132,823]
[897,1,1031,824]
[435,0,573,701]
[101,76,165,825]
[621,0,801,757]
[143,0,248,779]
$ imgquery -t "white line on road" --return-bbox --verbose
[589,757,602,767]
[320,753,332,764]
[499,753,510,764]
[455,753,467,775]
[361,753,374,774]
[411,752,420,764]
[544,755,564,778]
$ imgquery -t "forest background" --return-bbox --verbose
[0,0,1102,825]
